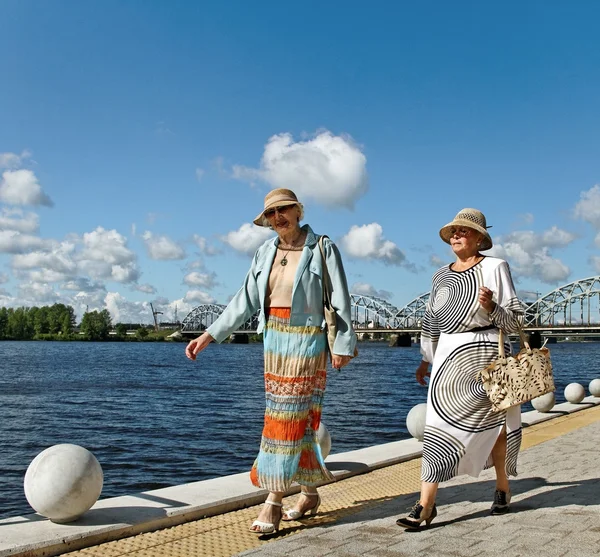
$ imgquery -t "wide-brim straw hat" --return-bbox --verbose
[253,188,301,227]
[439,208,493,250]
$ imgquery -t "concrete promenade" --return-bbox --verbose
[239,407,600,557]
[1,402,599,557]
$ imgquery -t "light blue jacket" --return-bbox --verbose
[207,224,357,356]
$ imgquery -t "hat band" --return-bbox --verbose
[263,194,298,211]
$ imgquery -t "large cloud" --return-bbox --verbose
[489,228,576,284]
[221,223,274,256]
[0,208,39,233]
[339,223,412,268]
[0,230,51,254]
[77,227,140,283]
[0,169,53,207]
[232,131,368,208]
[142,231,186,260]
[104,292,152,324]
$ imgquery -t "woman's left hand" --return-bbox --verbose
[331,354,352,370]
[479,287,497,313]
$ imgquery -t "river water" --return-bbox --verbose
[1,340,599,518]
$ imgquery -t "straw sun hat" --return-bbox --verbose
[253,188,303,227]
[439,208,493,250]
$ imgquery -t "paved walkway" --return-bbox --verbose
[66,405,600,557]
[238,410,600,557]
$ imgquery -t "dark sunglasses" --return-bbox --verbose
[264,205,294,218]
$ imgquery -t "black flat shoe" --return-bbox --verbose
[491,489,511,515]
[396,501,437,529]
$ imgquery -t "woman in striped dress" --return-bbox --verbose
[185,188,357,535]
[396,208,523,529]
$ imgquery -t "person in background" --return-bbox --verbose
[186,188,357,535]
[397,208,523,529]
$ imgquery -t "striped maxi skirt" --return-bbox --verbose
[250,307,334,492]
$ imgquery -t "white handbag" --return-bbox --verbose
[477,329,554,413]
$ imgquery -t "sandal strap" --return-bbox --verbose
[264,500,283,507]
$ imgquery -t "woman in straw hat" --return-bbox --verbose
[186,188,357,535]
[396,208,524,529]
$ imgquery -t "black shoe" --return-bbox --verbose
[396,501,437,529]
[491,489,511,515]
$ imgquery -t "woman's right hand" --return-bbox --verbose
[415,360,431,386]
[185,332,214,361]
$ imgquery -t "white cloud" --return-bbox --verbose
[62,278,106,292]
[183,271,217,289]
[232,130,368,208]
[193,234,221,255]
[590,256,600,274]
[339,223,409,267]
[574,184,600,228]
[18,282,60,304]
[195,168,205,182]
[105,292,152,324]
[221,223,274,255]
[77,227,140,283]
[0,169,53,206]
[134,283,157,294]
[12,244,76,275]
[429,254,446,268]
[0,150,31,170]
[489,227,575,284]
[0,208,39,233]
[142,231,186,260]
[0,272,8,284]
[0,230,51,254]
[184,289,217,304]
[350,282,393,300]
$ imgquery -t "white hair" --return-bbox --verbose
[262,203,304,228]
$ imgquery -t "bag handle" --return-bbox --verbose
[497,327,531,362]
[318,235,333,307]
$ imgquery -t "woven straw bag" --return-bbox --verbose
[318,236,358,361]
[477,329,554,413]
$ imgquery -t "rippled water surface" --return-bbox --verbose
[1,340,599,518]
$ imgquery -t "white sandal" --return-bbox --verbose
[282,492,321,521]
[249,500,283,534]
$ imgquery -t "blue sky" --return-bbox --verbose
[1,0,600,323]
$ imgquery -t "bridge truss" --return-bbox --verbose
[180,276,600,332]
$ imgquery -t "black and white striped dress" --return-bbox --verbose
[420,256,523,483]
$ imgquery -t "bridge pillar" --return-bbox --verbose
[230,333,249,344]
[389,333,411,347]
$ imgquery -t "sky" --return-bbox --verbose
[1,0,600,325]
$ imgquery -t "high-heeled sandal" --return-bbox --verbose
[282,492,321,521]
[249,500,283,535]
[395,500,437,529]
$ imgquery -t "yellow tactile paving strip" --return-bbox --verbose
[66,404,600,557]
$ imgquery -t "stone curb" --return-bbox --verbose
[1,396,598,557]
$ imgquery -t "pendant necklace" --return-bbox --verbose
[279,233,304,266]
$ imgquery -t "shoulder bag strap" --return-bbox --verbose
[318,235,332,306]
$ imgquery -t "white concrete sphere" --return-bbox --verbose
[531,392,555,413]
[564,383,586,404]
[406,403,427,442]
[24,444,103,523]
[317,422,332,460]
[589,379,600,397]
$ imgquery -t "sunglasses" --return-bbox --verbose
[264,205,294,218]
[449,227,472,238]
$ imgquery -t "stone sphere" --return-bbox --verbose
[24,444,103,523]
[317,422,332,460]
[589,379,600,397]
[564,383,586,404]
[406,403,427,441]
[531,392,555,413]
